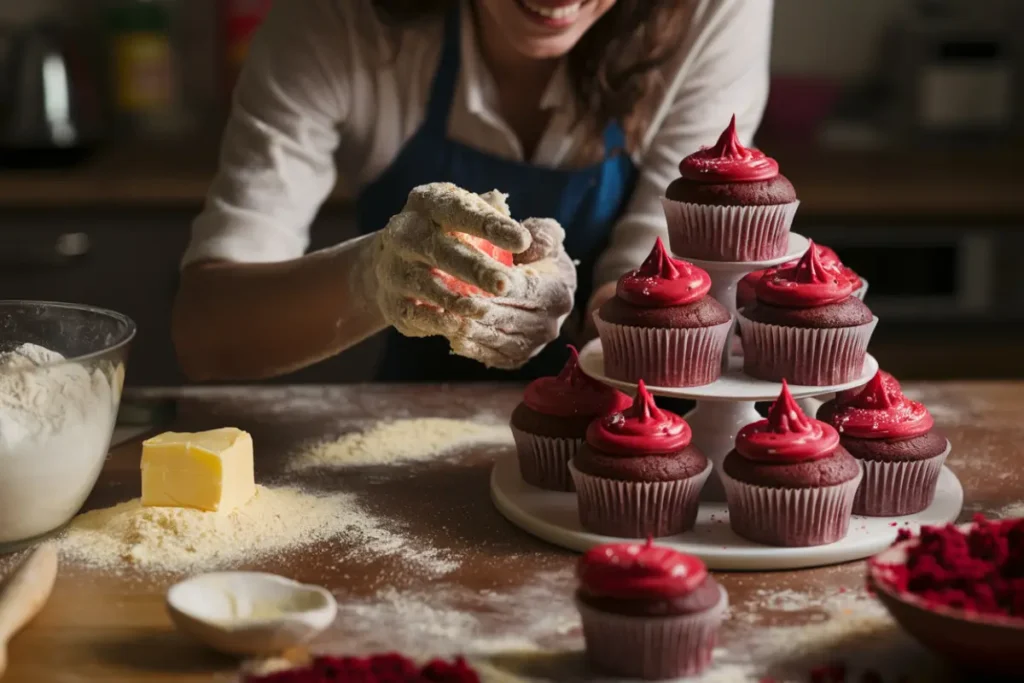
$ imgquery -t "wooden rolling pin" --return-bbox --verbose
[0,544,58,679]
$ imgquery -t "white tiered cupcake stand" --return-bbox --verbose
[490,233,964,570]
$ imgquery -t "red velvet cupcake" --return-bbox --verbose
[510,346,632,491]
[738,240,877,386]
[595,238,731,387]
[575,539,727,680]
[736,243,866,310]
[569,381,711,538]
[721,381,862,547]
[818,370,949,517]
[661,115,799,262]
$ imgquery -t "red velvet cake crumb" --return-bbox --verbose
[244,654,479,683]
[875,514,1024,618]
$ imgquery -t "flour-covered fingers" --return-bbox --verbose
[449,336,521,370]
[501,264,575,317]
[384,261,489,318]
[386,218,513,296]
[517,218,566,264]
[406,183,530,253]
[474,303,561,341]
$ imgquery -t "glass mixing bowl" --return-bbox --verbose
[0,300,135,552]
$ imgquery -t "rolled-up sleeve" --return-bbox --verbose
[593,0,773,287]
[182,0,349,267]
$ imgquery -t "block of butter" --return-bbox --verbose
[141,427,256,512]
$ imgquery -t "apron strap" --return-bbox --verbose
[602,119,628,158]
[422,5,462,137]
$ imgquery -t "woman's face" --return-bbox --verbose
[476,0,617,60]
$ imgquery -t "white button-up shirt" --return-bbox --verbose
[184,0,773,289]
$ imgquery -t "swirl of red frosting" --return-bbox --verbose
[524,346,633,418]
[736,380,840,463]
[678,115,780,183]
[835,369,900,405]
[616,238,712,308]
[821,371,934,440]
[586,380,692,456]
[577,537,708,599]
[742,243,861,298]
[756,240,855,308]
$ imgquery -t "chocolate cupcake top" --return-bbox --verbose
[586,381,692,456]
[678,115,780,183]
[755,240,856,309]
[736,380,840,463]
[818,371,934,440]
[616,238,712,308]
[523,346,632,419]
[578,538,708,600]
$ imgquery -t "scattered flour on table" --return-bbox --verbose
[0,343,117,543]
[328,569,579,657]
[58,485,459,576]
[289,417,512,470]
[993,501,1024,519]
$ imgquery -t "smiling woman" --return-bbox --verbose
[173,0,774,383]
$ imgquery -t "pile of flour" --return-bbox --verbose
[0,343,116,543]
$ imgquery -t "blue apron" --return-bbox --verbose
[355,5,637,382]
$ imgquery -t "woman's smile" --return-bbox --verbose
[515,0,590,29]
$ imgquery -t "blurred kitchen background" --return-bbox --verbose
[0,0,1022,387]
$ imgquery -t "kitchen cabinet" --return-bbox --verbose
[0,206,383,386]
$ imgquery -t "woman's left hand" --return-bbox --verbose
[449,214,577,369]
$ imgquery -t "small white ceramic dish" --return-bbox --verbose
[166,572,337,657]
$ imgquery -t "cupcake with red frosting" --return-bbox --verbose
[738,240,877,386]
[510,346,632,491]
[661,115,799,262]
[575,539,727,680]
[818,370,949,516]
[595,238,731,387]
[721,381,862,546]
[569,381,711,538]
[736,243,866,310]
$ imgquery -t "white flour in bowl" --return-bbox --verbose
[0,343,115,543]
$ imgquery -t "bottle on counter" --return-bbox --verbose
[220,0,272,101]
[106,0,183,138]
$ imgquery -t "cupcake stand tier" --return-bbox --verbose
[490,232,963,571]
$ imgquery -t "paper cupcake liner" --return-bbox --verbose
[569,460,712,538]
[737,314,879,386]
[853,440,950,516]
[594,315,732,388]
[661,198,799,262]
[721,467,863,547]
[576,586,727,680]
[510,426,581,492]
[853,280,869,301]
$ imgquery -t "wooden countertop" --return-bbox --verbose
[1,143,1023,219]
[0,382,1020,682]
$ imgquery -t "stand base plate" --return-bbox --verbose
[490,454,963,570]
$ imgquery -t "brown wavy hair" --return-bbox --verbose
[371,0,695,158]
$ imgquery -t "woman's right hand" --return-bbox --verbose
[364,182,576,369]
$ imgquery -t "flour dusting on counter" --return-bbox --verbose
[289,417,512,470]
[59,486,459,576]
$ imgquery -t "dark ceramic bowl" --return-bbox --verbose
[866,522,1024,678]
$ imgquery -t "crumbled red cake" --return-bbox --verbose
[244,654,479,683]
[880,514,1024,618]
